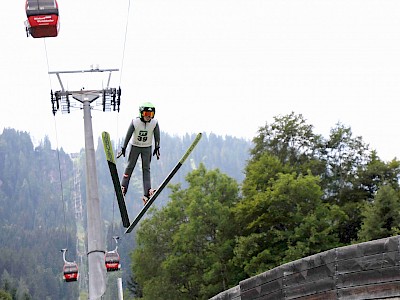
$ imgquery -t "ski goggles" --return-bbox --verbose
[142,111,154,118]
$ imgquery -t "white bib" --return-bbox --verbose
[129,118,158,147]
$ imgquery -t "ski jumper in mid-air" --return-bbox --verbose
[119,102,160,204]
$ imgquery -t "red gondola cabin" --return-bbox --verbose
[105,251,121,272]
[25,0,59,38]
[63,262,79,282]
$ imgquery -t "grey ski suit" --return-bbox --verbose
[121,117,160,197]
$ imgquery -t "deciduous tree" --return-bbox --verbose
[131,164,240,299]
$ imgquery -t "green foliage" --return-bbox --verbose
[284,203,346,262]
[358,185,400,242]
[322,128,400,243]
[251,112,325,176]
[132,164,240,299]
[0,289,12,300]
[234,172,343,275]
[233,113,400,277]
[354,151,400,198]
[241,152,292,200]
[323,123,371,204]
[248,115,398,244]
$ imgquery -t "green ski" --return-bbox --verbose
[102,131,130,228]
[125,132,202,234]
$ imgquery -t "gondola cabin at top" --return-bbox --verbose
[25,0,59,38]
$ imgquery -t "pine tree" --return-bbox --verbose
[358,185,400,242]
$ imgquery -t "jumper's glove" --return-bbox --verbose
[117,147,126,158]
[153,146,160,160]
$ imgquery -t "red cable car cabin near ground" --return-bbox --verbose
[63,262,79,282]
[105,251,121,272]
[61,249,79,283]
[105,236,121,272]
[25,0,59,38]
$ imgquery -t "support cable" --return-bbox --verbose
[110,0,131,238]
[43,40,54,93]
[43,39,70,248]
[118,0,132,87]
[110,117,121,238]
[54,118,70,247]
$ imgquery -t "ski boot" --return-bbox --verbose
[142,188,156,205]
[121,186,127,197]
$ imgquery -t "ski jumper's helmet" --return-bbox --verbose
[139,102,155,121]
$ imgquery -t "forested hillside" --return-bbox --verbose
[0,128,250,299]
[0,129,78,300]
[3,113,400,300]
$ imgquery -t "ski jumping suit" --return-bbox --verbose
[121,117,160,196]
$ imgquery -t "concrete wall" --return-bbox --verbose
[210,235,400,300]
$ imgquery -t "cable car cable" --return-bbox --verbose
[118,0,132,87]
[43,40,54,88]
[53,118,70,246]
[109,0,132,242]
[42,38,71,249]
[42,39,80,280]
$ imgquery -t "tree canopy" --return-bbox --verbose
[130,113,400,299]
[131,165,240,300]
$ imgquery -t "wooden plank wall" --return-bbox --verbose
[210,235,400,300]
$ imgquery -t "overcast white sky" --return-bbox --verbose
[1,0,400,161]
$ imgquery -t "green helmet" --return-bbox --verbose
[139,102,155,119]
